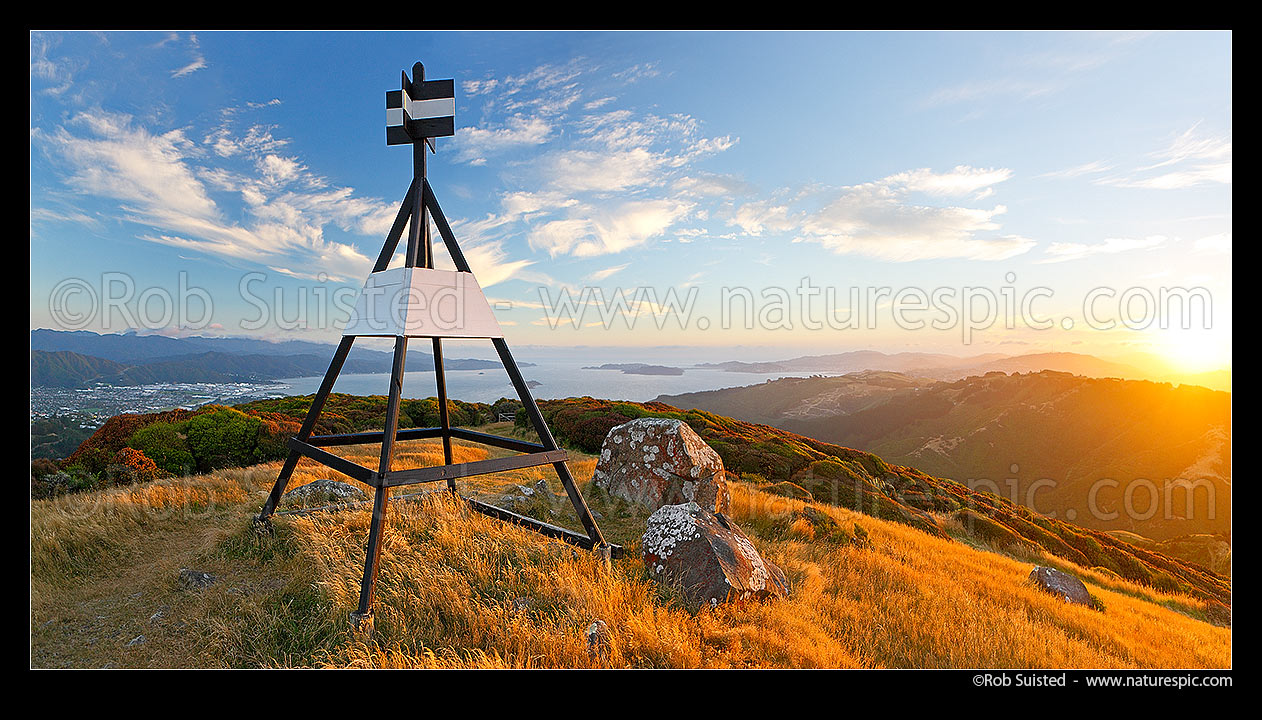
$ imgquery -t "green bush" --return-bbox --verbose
[128,421,196,475]
[183,407,264,472]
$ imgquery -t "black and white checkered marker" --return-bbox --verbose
[386,67,455,147]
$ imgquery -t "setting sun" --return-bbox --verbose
[1155,326,1232,375]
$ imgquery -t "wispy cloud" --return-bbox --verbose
[613,62,661,84]
[444,62,738,261]
[30,33,76,97]
[924,35,1135,110]
[1097,124,1231,189]
[1037,159,1115,180]
[172,56,207,78]
[587,264,629,282]
[170,33,206,78]
[29,206,104,234]
[925,78,1059,107]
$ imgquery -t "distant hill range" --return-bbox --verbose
[695,350,1230,392]
[30,329,520,388]
[659,370,1231,540]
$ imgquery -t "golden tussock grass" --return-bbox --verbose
[31,436,1231,669]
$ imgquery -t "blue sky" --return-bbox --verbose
[30,31,1232,371]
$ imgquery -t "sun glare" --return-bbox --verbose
[1156,327,1232,375]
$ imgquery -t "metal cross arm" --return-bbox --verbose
[386,71,455,145]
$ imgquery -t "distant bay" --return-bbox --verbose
[275,360,841,404]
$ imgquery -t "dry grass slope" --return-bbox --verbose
[31,432,1231,669]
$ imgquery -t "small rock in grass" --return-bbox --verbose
[586,620,612,662]
[1028,566,1100,610]
[178,568,216,590]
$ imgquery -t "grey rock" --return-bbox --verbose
[642,502,788,606]
[177,568,217,590]
[1028,566,1099,609]
[283,479,369,507]
[125,635,146,647]
[593,418,731,514]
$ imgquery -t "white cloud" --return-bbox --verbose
[613,62,661,84]
[1038,235,1166,263]
[673,173,757,199]
[506,60,588,91]
[172,56,207,78]
[1194,232,1232,255]
[587,264,629,282]
[462,78,499,96]
[204,123,288,158]
[887,166,1013,196]
[529,200,692,258]
[258,154,305,186]
[546,148,661,194]
[432,236,533,288]
[729,166,1029,262]
[499,191,577,219]
[731,198,799,236]
[37,110,398,281]
[455,115,553,163]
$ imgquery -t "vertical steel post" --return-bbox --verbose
[354,62,433,621]
[433,338,456,492]
[354,335,409,619]
[406,63,430,270]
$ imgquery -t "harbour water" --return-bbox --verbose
[275,360,836,404]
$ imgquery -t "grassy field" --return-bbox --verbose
[30,425,1231,668]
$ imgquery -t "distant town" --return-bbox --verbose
[30,381,291,424]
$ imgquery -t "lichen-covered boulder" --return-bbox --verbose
[1028,566,1099,609]
[593,418,730,513]
[641,502,788,606]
